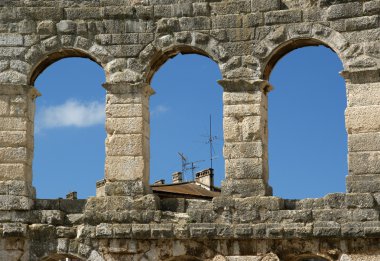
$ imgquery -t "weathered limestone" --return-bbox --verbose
[220,79,271,197]
[102,82,154,197]
[0,0,380,260]
[0,84,38,211]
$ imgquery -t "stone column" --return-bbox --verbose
[0,84,38,210]
[99,82,154,197]
[219,79,272,197]
[343,70,380,194]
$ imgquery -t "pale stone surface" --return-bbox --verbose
[0,0,379,259]
[346,106,380,134]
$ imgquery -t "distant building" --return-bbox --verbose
[151,168,220,200]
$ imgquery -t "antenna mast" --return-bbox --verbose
[208,115,218,169]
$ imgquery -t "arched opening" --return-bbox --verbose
[149,53,224,195]
[33,57,106,199]
[266,44,347,199]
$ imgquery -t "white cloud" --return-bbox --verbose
[37,99,105,129]
[151,105,169,117]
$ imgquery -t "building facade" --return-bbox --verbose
[0,0,380,260]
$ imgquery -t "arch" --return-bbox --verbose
[33,57,106,199]
[25,35,111,85]
[138,32,229,83]
[267,45,347,198]
[254,23,352,80]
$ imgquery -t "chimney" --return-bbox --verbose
[154,179,165,185]
[195,168,214,190]
[172,172,183,184]
[66,191,77,200]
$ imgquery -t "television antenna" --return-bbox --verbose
[178,152,205,181]
[206,115,218,169]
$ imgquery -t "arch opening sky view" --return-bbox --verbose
[33,46,346,199]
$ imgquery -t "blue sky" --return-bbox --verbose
[33,46,346,199]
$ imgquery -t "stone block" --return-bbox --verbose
[223,91,264,105]
[216,224,233,238]
[179,17,211,31]
[251,224,266,238]
[132,224,150,239]
[349,152,380,174]
[0,147,29,163]
[0,195,33,210]
[105,156,145,181]
[2,223,27,237]
[113,224,132,238]
[345,193,375,208]
[345,16,379,31]
[171,3,193,17]
[103,180,146,197]
[242,116,262,141]
[18,7,63,20]
[212,15,242,29]
[341,222,364,237]
[265,10,302,25]
[235,196,283,211]
[351,209,379,222]
[37,20,56,35]
[234,208,259,223]
[243,12,264,28]
[312,209,348,222]
[224,142,263,159]
[0,117,28,131]
[263,210,312,223]
[65,8,102,20]
[346,106,380,134]
[223,117,241,142]
[106,117,144,134]
[106,104,144,118]
[364,221,380,237]
[106,134,144,156]
[0,163,29,182]
[347,175,380,193]
[96,223,113,238]
[324,193,346,209]
[40,210,65,225]
[347,83,380,107]
[364,1,380,15]
[252,0,281,12]
[153,5,172,19]
[0,34,23,46]
[349,133,380,152]
[284,223,313,238]
[56,20,76,34]
[224,104,262,117]
[266,223,283,238]
[313,221,341,237]
[225,158,264,179]
[0,180,32,196]
[193,3,210,16]
[234,224,252,238]
[150,224,173,239]
[211,1,250,15]
[327,2,362,20]
[189,224,216,238]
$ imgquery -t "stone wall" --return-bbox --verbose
[0,0,379,260]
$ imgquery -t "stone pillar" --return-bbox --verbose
[0,84,38,210]
[100,82,154,197]
[343,70,380,194]
[219,79,272,197]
